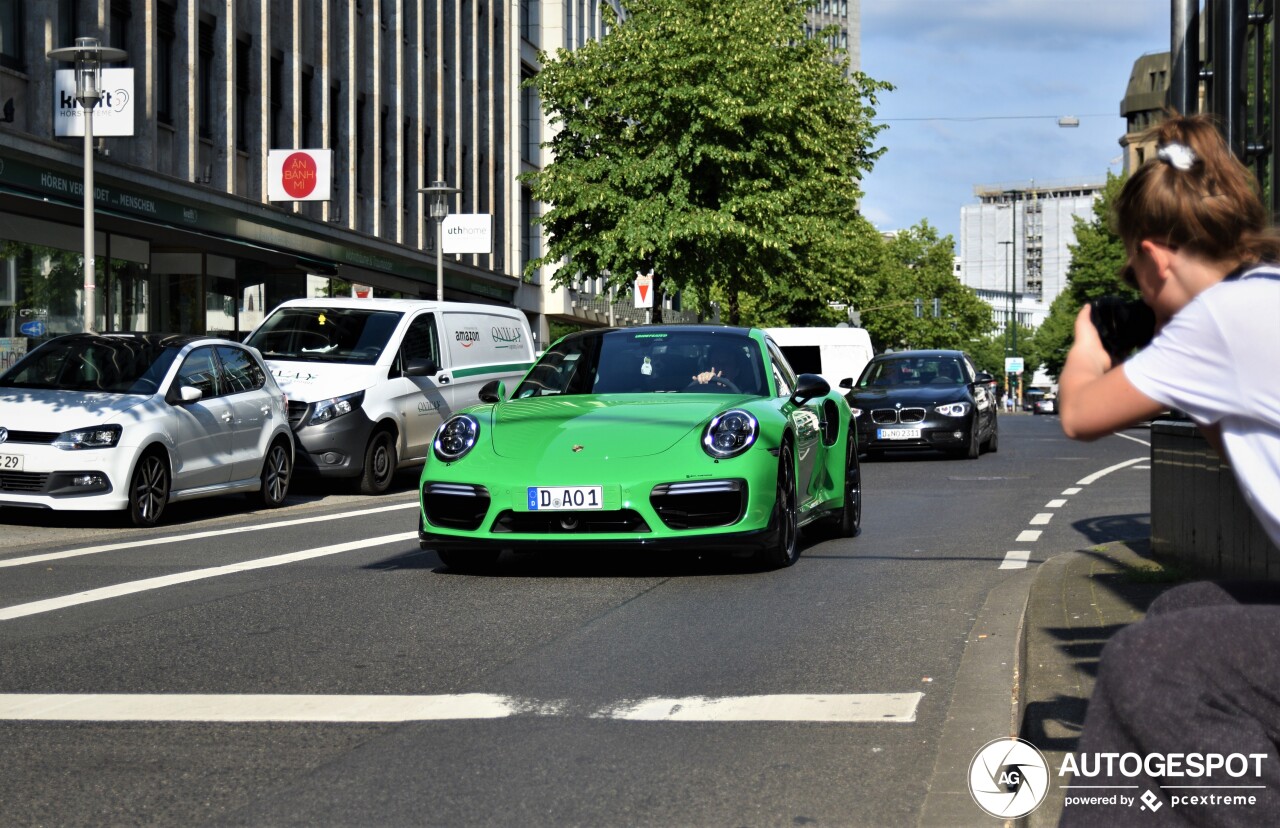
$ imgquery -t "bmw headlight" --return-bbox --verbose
[935,402,971,417]
[433,414,481,462]
[53,424,122,450]
[702,409,758,459]
[308,391,365,426]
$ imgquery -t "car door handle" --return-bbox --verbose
[221,412,233,422]
[439,374,451,384]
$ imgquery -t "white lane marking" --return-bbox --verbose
[0,532,418,622]
[0,693,521,722]
[0,502,419,569]
[1045,499,1066,508]
[1116,431,1152,448]
[1076,457,1145,486]
[999,551,1031,570]
[1029,513,1053,526]
[1133,465,1151,470]
[1062,487,1082,496]
[0,693,923,724]
[597,693,923,723]
[1016,530,1042,543]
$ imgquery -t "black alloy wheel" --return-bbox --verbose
[128,450,170,527]
[255,438,293,508]
[759,442,800,568]
[838,442,862,537]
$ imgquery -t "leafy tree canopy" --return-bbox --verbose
[522,0,891,323]
[850,221,994,353]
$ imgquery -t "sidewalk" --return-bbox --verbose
[1018,538,1188,827]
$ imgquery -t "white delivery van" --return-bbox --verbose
[245,298,534,494]
[764,326,875,389]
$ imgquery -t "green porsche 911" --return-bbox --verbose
[417,325,861,571]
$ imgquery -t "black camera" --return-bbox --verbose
[1089,296,1156,363]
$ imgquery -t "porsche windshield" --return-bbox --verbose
[246,307,403,364]
[513,330,767,397]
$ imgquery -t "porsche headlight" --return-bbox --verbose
[433,414,481,462]
[53,424,122,450]
[935,402,971,417]
[702,409,758,459]
[849,407,864,418]
[308,391,365,426]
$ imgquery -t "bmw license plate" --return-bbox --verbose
[527,486,603,510]
[877,428,921,440]
[0,452,22,471]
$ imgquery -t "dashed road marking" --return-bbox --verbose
[1029,513,1053,526]
[1045,499,1067,508]
[1016,530,1042,543]
[999,551,1031,570]
[1062,487,1082,495]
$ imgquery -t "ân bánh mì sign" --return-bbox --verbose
[267,150,333,202]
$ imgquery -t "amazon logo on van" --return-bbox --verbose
[455,329,481,348]
[491,326,524,344]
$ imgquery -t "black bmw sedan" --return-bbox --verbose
[840,349,999,459]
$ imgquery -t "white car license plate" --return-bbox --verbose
[527,485,603,510]
[877,428,921,440]
[0,452,23,472]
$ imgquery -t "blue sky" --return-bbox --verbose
[858,0,1171,242]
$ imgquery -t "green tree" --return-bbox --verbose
[522,0,891,323]
[1037,172,1134,377]
[852,222,993,352]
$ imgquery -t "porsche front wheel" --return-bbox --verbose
[759,443,800,569]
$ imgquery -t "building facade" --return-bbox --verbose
[958,178,1103,333]
[0,0,634,358]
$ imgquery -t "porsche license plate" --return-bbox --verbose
[527,486,603,510]
[877,428,921,440]
[0,452,23,471]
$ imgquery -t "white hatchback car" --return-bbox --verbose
[0,333,294,526]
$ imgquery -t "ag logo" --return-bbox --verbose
[968,737,1049,818]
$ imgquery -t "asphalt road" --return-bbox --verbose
[0,414,1153,827]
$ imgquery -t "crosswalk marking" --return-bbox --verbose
[0,693,923,724]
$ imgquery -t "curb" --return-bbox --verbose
[918,567,1036,827]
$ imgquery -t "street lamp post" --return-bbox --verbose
[418,180,460,303]
[48,37,127,333]
[1002,188,1023,408]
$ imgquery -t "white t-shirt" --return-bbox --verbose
[1123,266,1280,548]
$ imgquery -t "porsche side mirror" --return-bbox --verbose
[478,379,507,404]
[790,373,830,405]
[838,377,853,389]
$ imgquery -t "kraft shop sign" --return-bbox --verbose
[441,214,492,255]
[53,69,135,137]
